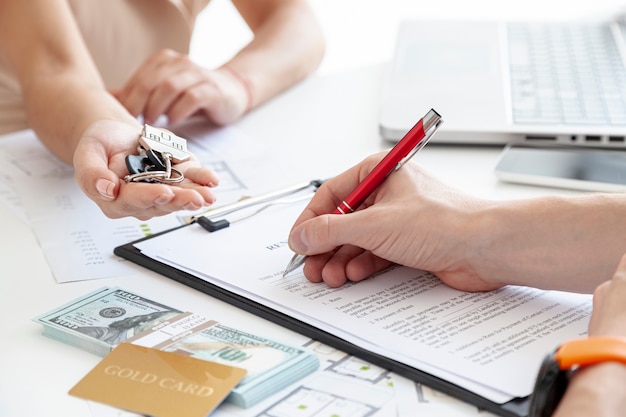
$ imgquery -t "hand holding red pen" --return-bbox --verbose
[283,109,444,279]
[284,149,508,291]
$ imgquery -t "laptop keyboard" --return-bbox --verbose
[508,22,626,126]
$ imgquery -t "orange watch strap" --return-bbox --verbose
[555,337,626,369]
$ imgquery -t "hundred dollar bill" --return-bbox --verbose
[130,316,320,408]
[33,287,182,356]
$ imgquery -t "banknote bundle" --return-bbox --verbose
[33,287,183,356]
[127,311,320,408]
[34,287,319,408]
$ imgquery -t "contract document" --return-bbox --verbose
[123,195,591,414]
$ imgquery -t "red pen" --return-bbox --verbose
[283,108,443,276]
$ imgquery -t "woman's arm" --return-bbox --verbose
[0,0,219,219]
[114,0,325,126]
[227,0,326,109]
[0,0,136,162]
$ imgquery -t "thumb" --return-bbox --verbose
[75,165,121,202]
[289,212,362,255]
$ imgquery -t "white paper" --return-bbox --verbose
[0,125,289,282]
[134,198,591,403]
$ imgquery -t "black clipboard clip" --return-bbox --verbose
[181,179,325,233]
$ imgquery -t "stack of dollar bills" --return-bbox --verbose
[34,287,319,408]
[126,311,320,408]
[33,287,183,356]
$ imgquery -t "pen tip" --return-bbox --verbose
[282,254,306,278]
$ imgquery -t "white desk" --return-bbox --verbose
[1,1,619,416]
[0,66,582,417]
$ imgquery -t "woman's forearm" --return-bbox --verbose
[0,0,138,164]
[23,76,138,164]
[227,0,325,108]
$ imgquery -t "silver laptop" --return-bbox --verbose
[379,19,626,147]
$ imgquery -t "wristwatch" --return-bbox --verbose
[529,336,626,417]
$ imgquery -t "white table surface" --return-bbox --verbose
[2,1,622,416]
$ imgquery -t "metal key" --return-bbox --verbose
[124,125,187,184]
[138,125,191,163]
[125,148,168,180]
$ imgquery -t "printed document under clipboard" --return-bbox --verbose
[114,181,592,417]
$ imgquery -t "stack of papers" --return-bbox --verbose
[34,287,319,408]
[130,197,593,409]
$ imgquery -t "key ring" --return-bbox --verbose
[124,168,184,184]
[124,125,191,184]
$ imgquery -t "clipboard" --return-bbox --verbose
[114,182,532,417]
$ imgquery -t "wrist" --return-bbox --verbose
[531,337,626,417]
[463,200,510,288]
[553,362,626,417]
[221,65,254,113]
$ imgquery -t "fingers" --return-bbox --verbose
[74,120,221,220]
[589,281,609,336]
[290,156,384,229]
[289,182,391,256]
[117,50,201,124]
[589,253,626,337]
[73,123,137,202]
[76,159,218,220]
[288,153,400,286]
[289,208,394,286]
[112,180,213,220]
[183,166,220,187]
[116,50,180,120]
[140,74,199,125]
[288,212,339,255]
[106,182,215,220]
[115,50,244,126]
[302,244,392,288]
[309,246,365,287]
[614,252,626,281]
[79,170,217,220]
[161,80,217,125]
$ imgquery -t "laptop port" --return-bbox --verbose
[525,135,556,141]
[609,136,625,142]
[584,135,601,141]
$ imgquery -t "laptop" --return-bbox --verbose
[379,19,626,147]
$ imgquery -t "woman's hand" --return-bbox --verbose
[112,49,250,127]
[73,120,219,220]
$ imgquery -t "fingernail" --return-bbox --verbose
[183,202,200,210]
[291,228,309,253]
[154,192,174,205]
[96,179,115,200]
